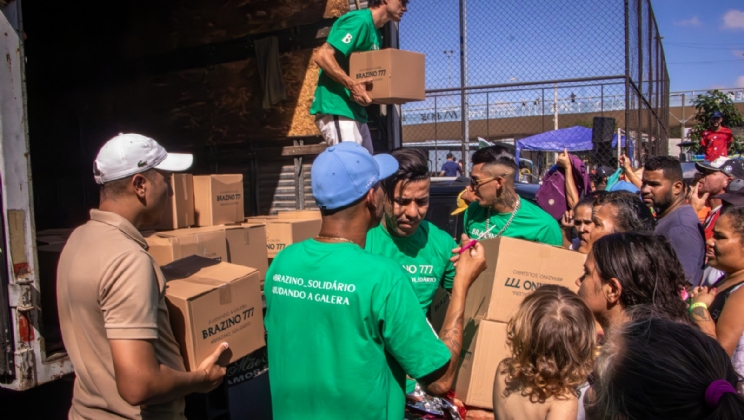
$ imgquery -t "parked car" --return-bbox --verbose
[426,177,540,239]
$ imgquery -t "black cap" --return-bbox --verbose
[720,159,744,179]
[714,178,744,207]
[594,166,614,178]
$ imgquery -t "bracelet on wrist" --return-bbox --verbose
[689,302,708,314]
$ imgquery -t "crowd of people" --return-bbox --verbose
[50,0,744,416]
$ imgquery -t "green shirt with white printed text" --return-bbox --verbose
[310,9,382,123]
[264,239,451,420]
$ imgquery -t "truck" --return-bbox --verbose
[0,0,403,396]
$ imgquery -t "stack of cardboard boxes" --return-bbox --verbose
[37,172,322,371]
[439,237,586,410]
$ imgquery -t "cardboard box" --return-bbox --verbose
[276,210,321,220]
[162,256,265,371]
[145,229,228,266]
[428,287,451,332]
[455,319,510,410]
[36,235,67,245]
[465,237,585,323]
[180,225,269,280]
[143,173,194,230]
[193,175,245,226]
[242,218,321,258]
[349,48,425,104]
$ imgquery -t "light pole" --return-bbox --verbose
[444,50,454,88]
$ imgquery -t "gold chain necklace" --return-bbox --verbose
[315,236,356,244]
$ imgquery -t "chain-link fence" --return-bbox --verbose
[399,0,669,180]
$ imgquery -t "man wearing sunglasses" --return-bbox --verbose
[463,146,562,246]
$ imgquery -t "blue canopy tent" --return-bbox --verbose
[515,126,630,173]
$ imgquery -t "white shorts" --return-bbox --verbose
[315,114,374,154]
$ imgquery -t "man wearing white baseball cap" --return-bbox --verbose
[264,142,487,419]
[57,134,228,419]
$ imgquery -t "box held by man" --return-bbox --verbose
[161,256,265,371]
[464,237,585,323]
[348,49,425,104]
[455,319,509,410]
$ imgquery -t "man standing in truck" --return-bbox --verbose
[311,0,408,153]
[56,134,229,419]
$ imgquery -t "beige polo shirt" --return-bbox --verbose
[57,209,186,419]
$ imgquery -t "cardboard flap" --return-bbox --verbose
[162,255,256,301]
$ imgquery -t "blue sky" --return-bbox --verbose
[399,0,744,93]
[653,0,744,91]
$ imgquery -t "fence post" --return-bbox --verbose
[624,0,631,160]
[459,0,469,171]
[486,92,490,140]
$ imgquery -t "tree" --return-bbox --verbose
[688,90,744,155]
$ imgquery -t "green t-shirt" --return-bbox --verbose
[365,221,456,313]
[310,9,382,123]
[365,221,456,394]
[265,239,451,420]
[463,198,563,246]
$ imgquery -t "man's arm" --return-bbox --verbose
[110,340,228,406]
[312,43,371,106]
[619,154,642,188]
[420,236,486,395]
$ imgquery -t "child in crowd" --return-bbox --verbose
[493,285,596,420]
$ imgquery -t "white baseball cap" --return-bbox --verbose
[93,133,193,184]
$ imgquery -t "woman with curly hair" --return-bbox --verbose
[493,285,596,420]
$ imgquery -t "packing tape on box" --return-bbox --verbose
[179,175,189,200]
[186,277,232,305]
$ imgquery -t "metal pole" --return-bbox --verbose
[553,84,558,130]
[434,96,439,173]
[541,88,545,133]
[637,0,643,163]
[486,92,490,140]
[459,0,469,171]
[624,0,631,161]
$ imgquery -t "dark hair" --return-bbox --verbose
[471,145,518,172]
[575,191,606,210]
[644,155,683,183]
[381,147,430,200]
[591,232,688,321]
[368,0,409,7]
[721,206,744,246]
[593,190,656,232]
[502,285,596,403]
[588,317,744,420]
[446,152,454,159]
[100,169,158,200]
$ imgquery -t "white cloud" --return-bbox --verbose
[736,76,744,88]
[723,10,744,30]
[674,16,701,27]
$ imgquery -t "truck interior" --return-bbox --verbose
[1,0,401,391]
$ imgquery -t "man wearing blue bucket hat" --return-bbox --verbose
[700,111,733,162]
[264,142,487,419]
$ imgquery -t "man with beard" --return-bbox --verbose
[641,156,705,286]
[264,143,487,419]
[463,145,562,245]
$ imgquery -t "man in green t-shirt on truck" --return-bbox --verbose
[310,0,408,153]
[463,145,563,246]
[264,142,487,419]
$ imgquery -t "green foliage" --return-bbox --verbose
[688,90,744,155]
